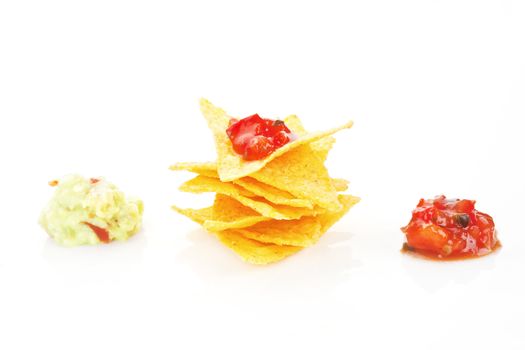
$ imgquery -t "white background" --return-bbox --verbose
[1,1,524,349]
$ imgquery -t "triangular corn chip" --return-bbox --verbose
[319,195,361,232]
[200,98,352,182]
[179,175,324,220]
[170,206,213,226]
[172,194,271,231]
[170,163,347,203]
[214,230,302,265]
[283,114,336,161]
[249,144,341,211]
[207,194,272,230]
[171,203,299,264]
[233,194,360,248]
[332,178,349,192]
[169,162,217,178]
[172,195,360,264]
[234,216,322,247]
[233,177,313,208]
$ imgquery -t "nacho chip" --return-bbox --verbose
[172,194,271,231]
[233,194,360,247]
[172,203,299,264]
[233,216,322,247]
[319,194,361,232]
[284,114,336,161]
[173,195,360,264]
[332,178,349,192]
[169,162,218,178]
[250,144,341,211]
[233,177,313,209]
[171,205,212,225]
[214,230,302,265]
[170,162,346,204]
[206,194,272,230]
[216,195,359,263]
[179,174,254,197]
[200,99,353,182]
[179,175,324,220]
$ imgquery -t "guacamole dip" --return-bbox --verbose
[40,175,143,246]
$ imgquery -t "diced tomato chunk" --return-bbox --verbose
[83,222,111,243]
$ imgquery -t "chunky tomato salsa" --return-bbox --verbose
[226,114,295,161]
[401,195,499,259]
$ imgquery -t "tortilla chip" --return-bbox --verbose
[216,195,359,263]
[233,194,359,247]
[319,195,361,232]
[179,174,255,197]
[205,194,272,230]
[169,162,218,178]
[171,205,211,225]
[214,230,302,265]
[179,175,324,220]
[233,177,313,208]
[173,195,360,264]
[250,144,341,211]
[200,98,352,182]
[284,114,335,161]
[233,216,322,247]
[171,203,300,264]
[172,194,271,231]
[171,162,346,204]
[332,178,349,192]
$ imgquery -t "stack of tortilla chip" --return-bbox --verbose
[170,99,360,264]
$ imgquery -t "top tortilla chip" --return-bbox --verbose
[283,114,336,161]
[200,98,352,182]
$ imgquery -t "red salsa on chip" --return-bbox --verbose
[401,195,499,259]
[226,114,295,161]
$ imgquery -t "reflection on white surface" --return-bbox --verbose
[400,250,499,293]
[175,229,361,298]
[41,230,147,266]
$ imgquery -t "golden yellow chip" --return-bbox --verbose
[169,162,218,178]
[206,194,272,230]
[319,194,361,232]
[179,174,255,197]
[283,114,335,161]
[233,177,313,208]
[170,162,346,204]
[332,178,349,192]
[214,230,302,265]
[250,144,341,211]
[232,194,360,248]
[173,195,360,264]
[200,98,352,182]
[233,216,322,247]
[171,205,212,225]
[172,199,302,264]
[172,194,271,231]
[179,175,324,220]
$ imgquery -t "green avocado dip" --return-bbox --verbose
[39,175,143,246]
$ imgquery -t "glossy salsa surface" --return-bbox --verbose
[401,195,499,259]
[226,114,295,161]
